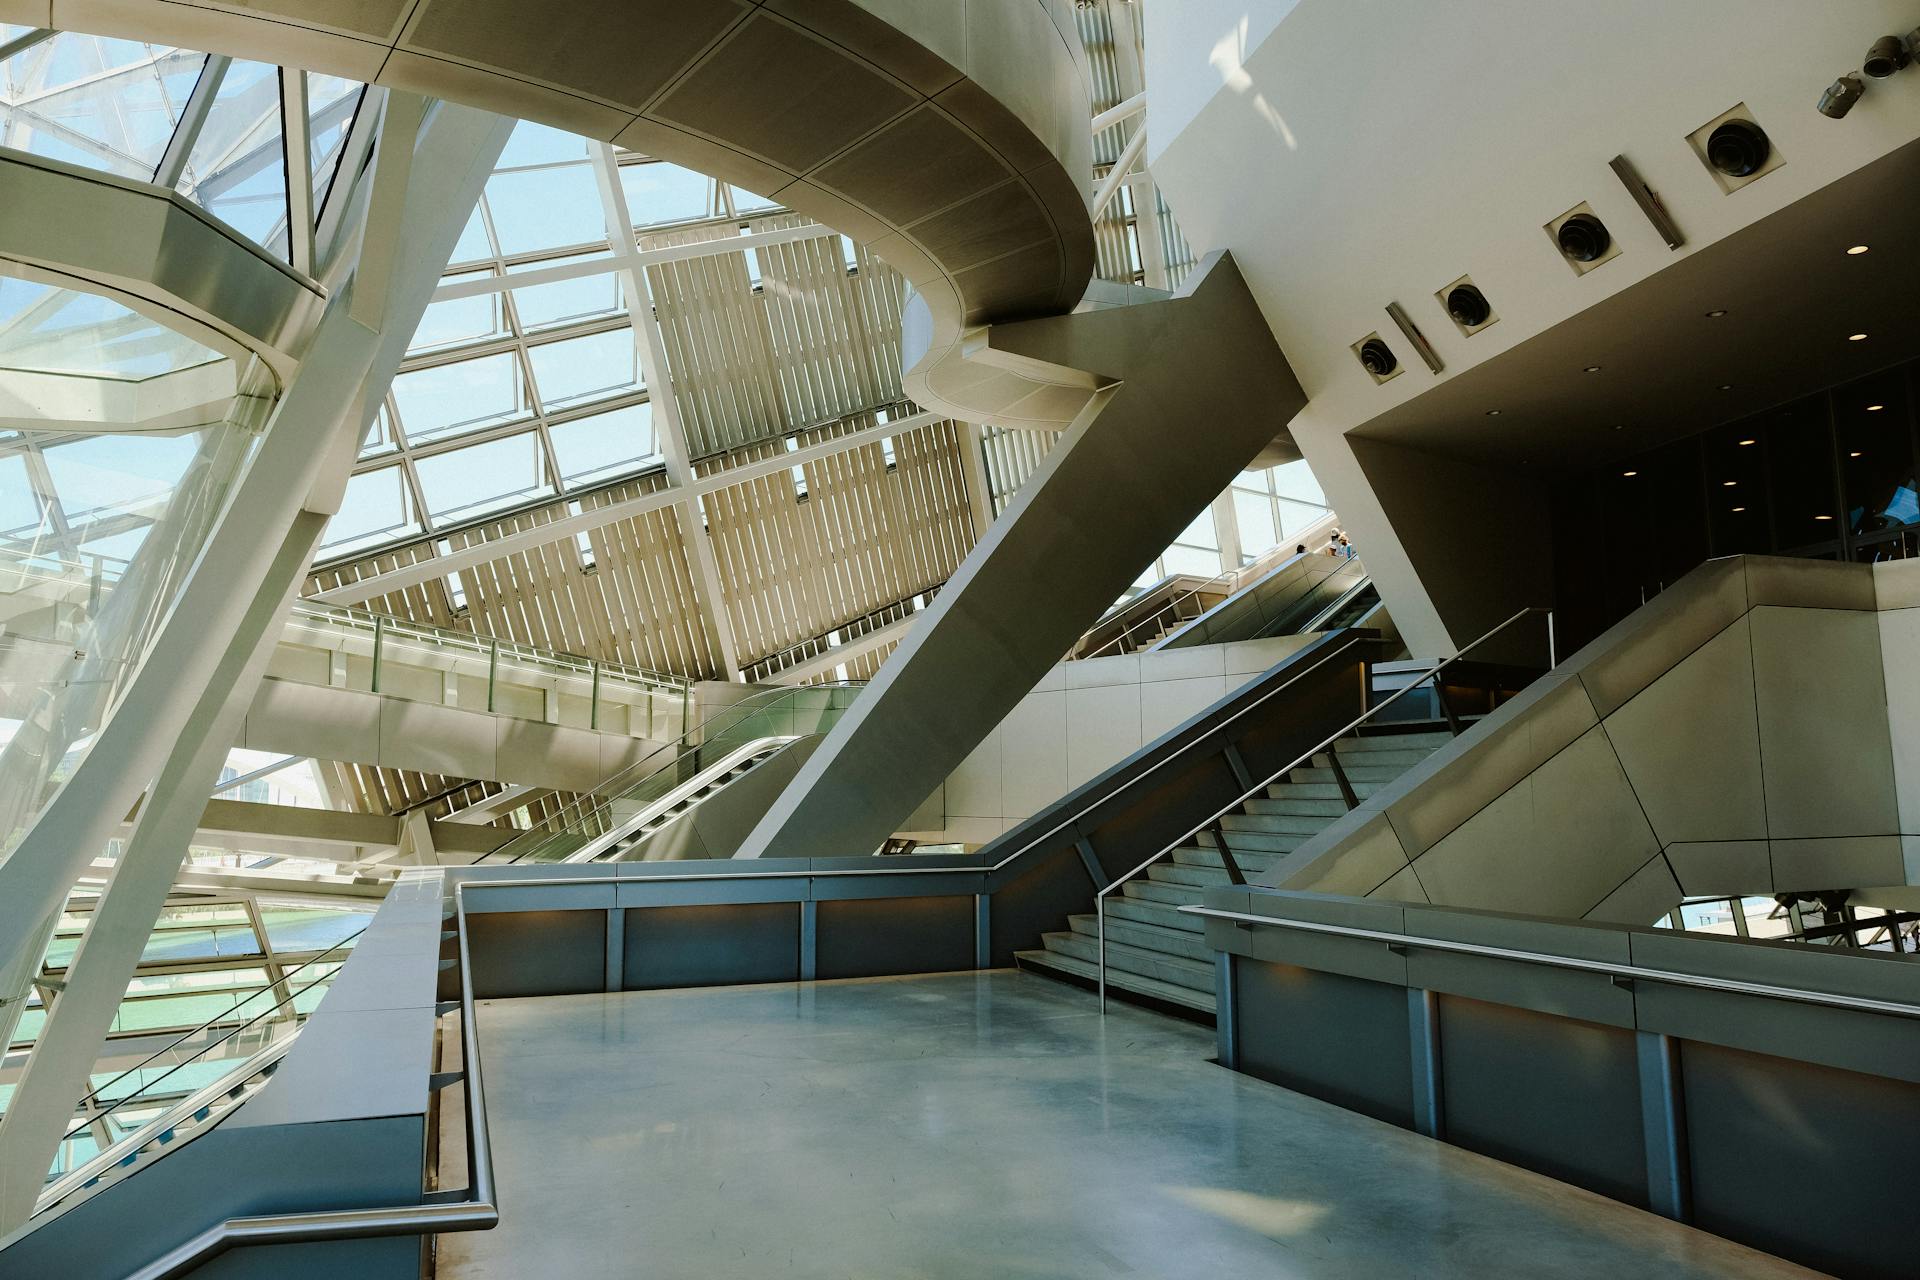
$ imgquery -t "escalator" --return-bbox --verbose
[481,682,863,865]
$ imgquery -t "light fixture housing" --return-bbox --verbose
[1688,105,1783,192]
[1438,275,1496,336]
[1818,74,1865,119]
[1546,203,1619,275]
[1352,332,1401,384]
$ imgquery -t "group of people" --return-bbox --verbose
[1294,531,1355,560]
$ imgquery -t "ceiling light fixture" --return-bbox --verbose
[1719,384,1733,391]
[1583,365,1602,373]
[1622,469,1638,477]
[1868,404,1885,411]
[1849,333,1869,341]
[1815,514,1834,521]
[1848,244,1871,255]
[1731,506,1747,512]
[1705,309,1728,318]
[1738,438,1757,446]
[1851,450,1864,457]
[1723,480,1737,486]
[1486,409,1502,416]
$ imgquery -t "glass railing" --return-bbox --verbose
[278,599,692,740]
[44,926,365,1187]
[485,681,864,864]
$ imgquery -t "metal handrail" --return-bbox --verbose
[1076,540,1337,660]
[122,883,496,1280]
[557,735,800,864]
[488,680,865,862]
[1095,605,1555,1011]
[59,931,366,1148]
[1181,905,1920,1020]
[38,1038,296,1216]
[69,926,369,1118]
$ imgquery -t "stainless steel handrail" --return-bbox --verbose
[1181,905,1920,1021]
[1077,541,1342,660]
[124,882,496,1280]
[1094,605,1554,1012]
[38,1038,296,1216]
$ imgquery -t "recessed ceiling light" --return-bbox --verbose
[1722,480,1737,487]
[1738,438,1757,446]
[1815,514,1834,521]
[1850,450,1864,457]
[1612,424,1624,431]
[1848,245,1870,255]
[1849,333,1869,341]
[1485,409,1502,416]
[1718,384,1733,391]
[1868,404,1885,411]
[1731,506,1747,513]
[1705,309,1728,318]
[1583,365,1602,373]
[1622,469,1638,477]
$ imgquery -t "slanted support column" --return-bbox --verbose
[738,254,1306,859]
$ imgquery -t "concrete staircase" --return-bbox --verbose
[1014,726,1454,1015]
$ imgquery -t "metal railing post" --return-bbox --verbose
[1546,609,1557,668]
[589,660,601,731]
[485,638,499,712]
[370,615,384,693]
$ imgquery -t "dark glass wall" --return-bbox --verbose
[1551,357,1920,651]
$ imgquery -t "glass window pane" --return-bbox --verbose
[512,266,625,332]
[497,119,588,168]
[548,403,657,488]
[448,206,493,266]
[322,465,419,555]
[0,37,201,179]
[1765,395,1840,550]
[258,904,370,952]
[176,59,290,259]
[410,272,506,353]
[1706,420,1771,556]
[1269,459,1325,507]
[527,328,641,410]
[306,74,363,213]
[41,433,199,526]
[619,160,713,227]
[1232,488,1277,557]
[485,163,606,255]
[390,351,529,444]
[1833,369,1917,539]
[414,431,554,525]
[730,184,779,214]
[0,453,45,538]
[1175,510,1217,551]
[1164,545,1219,576]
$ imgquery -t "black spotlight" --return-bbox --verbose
[1819,74,1865,118]
[1864,34,1911,77]
[1556,213,1612,262]
[1358,337,1397,378]
[1446,284,1491,328]
[1706,119,1770,176]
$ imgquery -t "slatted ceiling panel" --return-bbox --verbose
[981,424,1065,516]
[758,233,900,426]
[305,542,457,625]
[1076,1,1128,167]
[1090,167,1140,284]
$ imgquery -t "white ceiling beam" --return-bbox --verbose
[1090,121,1149,222]
[768,611,916,685]
[279,69,315,277]
[430,220,830,302]
[306,407,941,605]
[1091,90,1146,134]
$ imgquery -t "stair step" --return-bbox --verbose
[1014,949,1215,1014]
[1245,794,1349,816]
[1195,828,1307,854]
[1339,730,1454,753]
[1067,913,1210,961]
[1171,845,1277,873]
[1105,895,1204,932]
[1147,862,1231,889]
[1288,765,1407,786]
[1220,811,1332,836]
[1122,878,1200,906]
[1037,929,1215,993]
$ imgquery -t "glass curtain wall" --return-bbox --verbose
[1554,356,1920,643]
[0,281,275,867]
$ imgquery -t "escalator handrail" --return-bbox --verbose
[487,681,866,863]
[1155,552,1359,651]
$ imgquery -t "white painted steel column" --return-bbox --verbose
[590,143,743,681]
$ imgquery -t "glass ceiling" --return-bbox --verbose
[0,277,224,381]
[321,121,782,560]
[0,27,365,265]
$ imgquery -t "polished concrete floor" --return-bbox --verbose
[441,970,1820,1280]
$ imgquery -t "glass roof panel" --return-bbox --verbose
[549,402,657,488]
[619,160,714,228]
[0,35,201,179]
[414,429,553,525]
[0,277,225,381]
[486,162,605,255]
[391,350,530,444]
[176,58,290,259]
[527,327,640,411]
[321,464,420,557]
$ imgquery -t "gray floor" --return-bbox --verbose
[441,970,1821,1280]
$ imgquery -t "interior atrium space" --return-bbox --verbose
[2,3,1920,1277]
